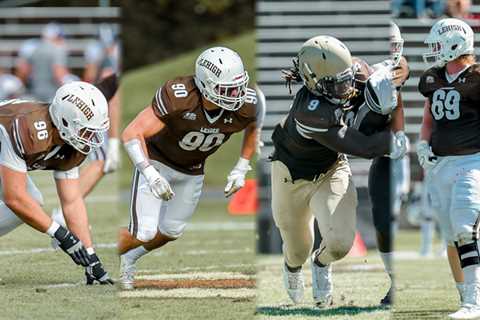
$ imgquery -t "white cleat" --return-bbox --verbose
[282,263,304,304]
[119,255,136,290]
[311,254,332,308]
[449,284,480,319]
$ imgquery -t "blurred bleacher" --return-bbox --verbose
[0,6,120,75]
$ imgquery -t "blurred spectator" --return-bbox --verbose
[15,38,40,86]
[0,73,25,101]
[83,24,120,83]
[27,23,70,102]
[446,0,472,18]
[392,0,446,19]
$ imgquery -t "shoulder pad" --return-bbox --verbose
[418,67,441,97]
[12,107,55,157]
[151,76,201,119]
[294,89,341,137]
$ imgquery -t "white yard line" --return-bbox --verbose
[137,272,254,280]
[118,288,255,299]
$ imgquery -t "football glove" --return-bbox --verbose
[143,165,174,201]
[103,138,121,173]
[224,158,251,198]
[416,140,437,171]
[54,226,90,267]
[389,131,409,159]
[85,253,114,285]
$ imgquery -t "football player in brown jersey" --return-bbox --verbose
[50,74,121,235]
[0,81,113,284]
[118,47,257,290]
[271,36,405,308]
[418,18,480,319]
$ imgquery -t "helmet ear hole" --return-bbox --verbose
[62,118,69,127]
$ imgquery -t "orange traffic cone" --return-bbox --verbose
[227,179,258,216]
[348,232,367,257]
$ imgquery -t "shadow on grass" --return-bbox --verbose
[255,305,387,317]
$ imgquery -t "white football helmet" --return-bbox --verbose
[390,22,404,66]
[423,18,474,66]
[194,47,249,111]
[49,81,109,154]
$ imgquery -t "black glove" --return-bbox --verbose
[54,226,90,267]
[85,253,114,285]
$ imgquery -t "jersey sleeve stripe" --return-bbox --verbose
[295,119,329,133]
[295,123,313,139]
[12,119,25,155]
[154,87,168,116]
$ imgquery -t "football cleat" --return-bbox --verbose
[449,284,480,319]
[380,285,394,306]
[119,254,136,290]
[311,254,332,308]
[282,263,304,304]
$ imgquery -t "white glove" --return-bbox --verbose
[224,157,251,198]
[416,140,437,171]
[389,131,409,159]
[143,165,174,201]
[103,138,121,173]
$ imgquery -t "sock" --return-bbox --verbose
[420,219,434,255]
[123,246,148,263]
[51,207,66,227]
[380,251,393,279]
[456,281,465,302]
[463,265,480,284]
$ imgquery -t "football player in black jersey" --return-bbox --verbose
[271,35,404,308]
[417,18,480,320]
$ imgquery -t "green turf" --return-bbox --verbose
[393,230,459,319]
[256,254,392,319]
[0,170,255,319]
[120,32,256,189]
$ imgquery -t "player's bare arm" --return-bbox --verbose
[56,174,93,248]
[416,99,436,170]
[1,165,52,233]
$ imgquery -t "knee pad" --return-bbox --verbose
[158,222,185,239]
[136,228,158,242]
[455,239,480,268]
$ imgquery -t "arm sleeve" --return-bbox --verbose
[311,125,391,159]
[255,86,266,129]
[53,167,79,180]
[0,128,27,172]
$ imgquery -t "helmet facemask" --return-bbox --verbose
[203,71,249,111]
[56,115,109,155]
[304,62,356,106]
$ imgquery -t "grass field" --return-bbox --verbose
[256,251,392,320]
[393,230,459,319]
[0,170,256,320]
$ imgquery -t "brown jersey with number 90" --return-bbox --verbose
[147,76,257,175]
